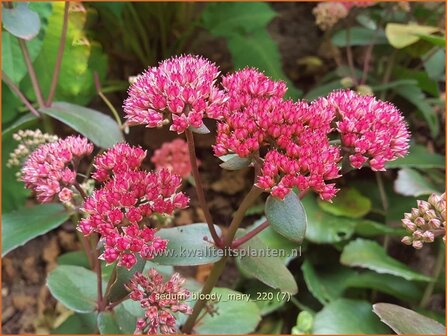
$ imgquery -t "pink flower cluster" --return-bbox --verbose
[313,2,374,30]
[151,139,194,178]
[124,55,227,133]
[126,269,192,334]
[21,136,93,203]
[214,69,410,200]
[324,90,410,171]
[78,144,189,269]
[214,69,341,200]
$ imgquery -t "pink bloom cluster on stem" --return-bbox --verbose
[126,269,192,334]
[213,69,410,201]
[324,90,410,171]
[214,69,341,200]
[78,143,189,269]
[21,135,93,203]
[123,55,227,133]
[151,138,195,178]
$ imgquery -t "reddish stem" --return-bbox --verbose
[231,220,270,248]
[2,72,40,117]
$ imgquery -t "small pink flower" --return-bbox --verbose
[21,136,93,203]
[124,55,227,134]
[326,89,410,171]
[151,139,195,178]
[58,187,73,203]
[126,269,192,334]
[79,144,189,269]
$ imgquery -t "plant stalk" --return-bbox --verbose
[46,1,69,106]
[420,243,445,309]
[2,72,40,117]
[231,220,270,248]
[185,129,222,246]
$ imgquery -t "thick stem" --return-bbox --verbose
[18,39,45,107]
[2,72,40,117]
[182,186,263,333]
[74,182,88,200]
[231,220,269,248]
[46,1,69,106]
[185,129,222,246]
[420,244,445,309]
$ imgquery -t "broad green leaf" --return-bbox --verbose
[22,2,107,105]
[394,168,441,197]
[332,27,388,47]
[236,231,298,294]
[195,287,261,334]
[386,144,445,169]
[355,220,406,237]
[340,238,431,281]
[115,299,145,334]
[265,191,307,243]
[417,33,446,47]
[385,23,440,49]
[2,31,43,83]
[2,82,23,124]
[47,265,106,313]
[247,217,301,264]
[373,303,445,335]
[302,196,357,244]
[98,311,121,334]
[107,255,146,302]
[219,154,251,170]
[57,250,90,269]
[2,113,39,139]
[318,188,371,219]
[396,84,439,136]
[51,312,97,334]
[2,203,69,256]
[393,66,439,97]
[293,311,314,334]
[243,280,288,315]
[313,299,390,334]
[2,3,40,40]
[40,102,123,148]
[154,223,223,266]
[424,48,445,80]
[370,79,418,92]
[202,2,276,36]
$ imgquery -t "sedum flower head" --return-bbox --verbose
[123,55,227,134]
[401,193,446,249]
[313,2,349,31]
[326,90,410,171]
[214,69,341,201]
[151,138,194,178]
[21,136,93,203]
[126,269,192,334]
[79,144,189,269]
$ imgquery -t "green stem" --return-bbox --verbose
[420,244,445,309]
[181,186,263,333]
[375,172,390,250]
[94,72,123,128]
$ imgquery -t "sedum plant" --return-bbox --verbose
[7,54,414,334]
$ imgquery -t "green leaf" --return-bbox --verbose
[107,255,146,302]
[304,80,343,100]
[424,48,445,80]
[98,311,121,334]
[202,2,276,36]
[416,33,446,47]
[318,188,371,219]
[219,154,251,170]
[189,123,210,134]
[294,311,314,334]
[385,23,440,49]
[247,217,301,264]
[2,82,23,124]
[340,238,431,281]
[154,223,223,266]
[40,102,124,148]
[195,287,261,334]
[22,2,107,105]
[2,113,39,139]
[2,3,40,40]
[313,299,390,334]
[114,300,145,334]
[355,219,406,237]
[265,191,307,243]
[236,231,298,294]
[332,27,388,47]
[302,196,357,244]
[51,312,97,334]
[373,303,445,335]
[243,280,288,315]
[57,250,90,269]
[2,31,43,83]
[2,203,69,256]
[394,168,441,197]
[47,265,106,313]
[395,84,439,136]
[386,144,445,169]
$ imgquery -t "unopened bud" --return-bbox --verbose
[417,200,431,213]
[427,218,441,230]
[422,231,435,243]
[402,219,416,231]
[411,208,420,218]
[412,240,423,249]
[423,209,437,221]
[401,236,412,245]
[414,217,426,228]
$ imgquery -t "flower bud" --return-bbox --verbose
[427,218,441,230]
[401,236,412,245]
[423,209,437,221]
[414,217,426,228]
[412,240,423,249]
[417,200,431,213]
[411,208,420,218]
